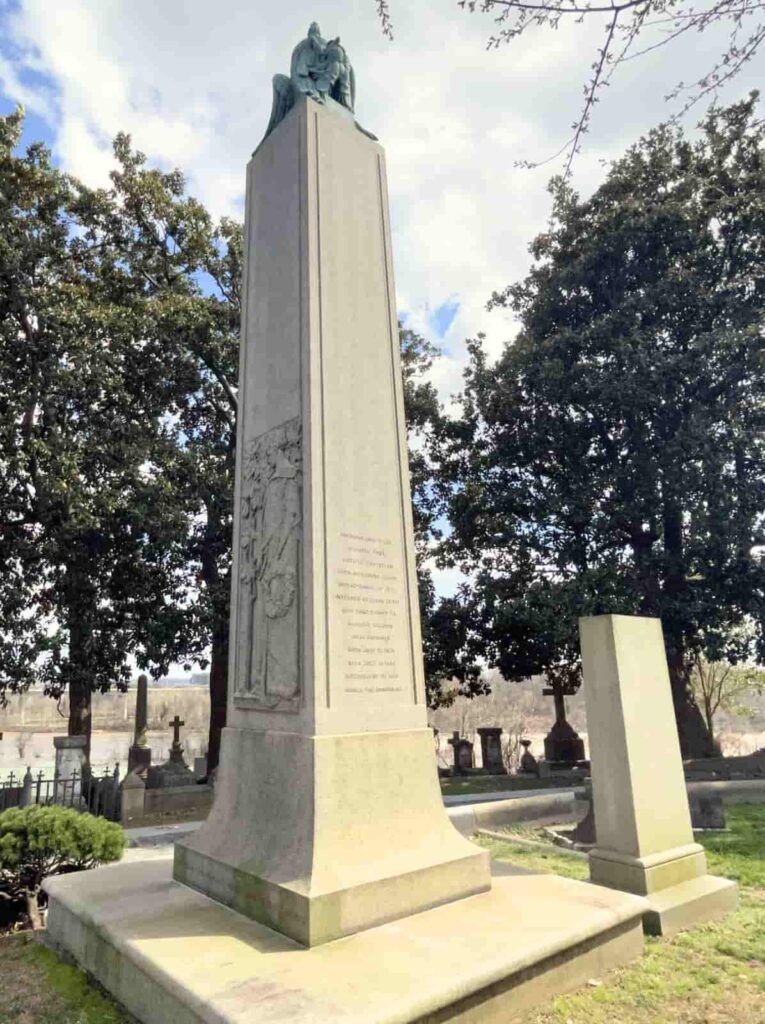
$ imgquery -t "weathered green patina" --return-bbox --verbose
[265,23,356,139]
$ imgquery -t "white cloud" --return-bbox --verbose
[2,0,763,597]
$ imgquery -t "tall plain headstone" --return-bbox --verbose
[174,85,489,945]
[127,673,151,775]
[53,735,86,785]
[477,726,505,774]
[579,614,737,935]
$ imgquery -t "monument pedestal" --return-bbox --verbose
[176,726,488,946]
[580,615,738,936]
[45,854,647,1024]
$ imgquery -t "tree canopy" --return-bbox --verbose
[435,95,765,756]
[0,108,239,762]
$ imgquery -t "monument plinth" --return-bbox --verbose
[172,91,489,946]
[579,614,738,935]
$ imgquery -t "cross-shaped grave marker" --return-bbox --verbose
[170,715,185,747]
[167,715,186,766]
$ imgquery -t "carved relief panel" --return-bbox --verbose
[234,417,302,711]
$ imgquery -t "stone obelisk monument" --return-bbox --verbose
[127,673,151,775]
[174,24,489,946]
[44,33,651,1021]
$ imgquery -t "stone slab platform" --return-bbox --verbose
[45,854,647,1024]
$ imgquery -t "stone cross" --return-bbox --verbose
[170,716,184,747]
[167,715,186,767]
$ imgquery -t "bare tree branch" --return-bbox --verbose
[375,0,765,176]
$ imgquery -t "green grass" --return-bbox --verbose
[2,806,763,1023]
[478,803,765,1024]
[0,937,132,1024]
[700,803,765,888]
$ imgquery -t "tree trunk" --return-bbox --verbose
[25,890,44,931]
[206,618,229,774]
[67,616,92,764]
[666,647,719,759]
[660,498,718,759]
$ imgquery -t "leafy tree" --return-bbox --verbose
[0,805,125,929]
[0,109,201,759]
[436,95,765,757]
[690,652,765,750]
[76,137,240,772]
[377,1,765,175]
[400,326,486,707]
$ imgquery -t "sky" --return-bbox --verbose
[1,0,763,610]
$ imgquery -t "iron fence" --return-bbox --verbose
[0,765,121,821]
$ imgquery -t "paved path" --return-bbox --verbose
[125,787,581,847]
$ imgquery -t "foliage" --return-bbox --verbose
[690,653,765,748]
[0,108,238,765]
[436,95,765,756]
[80,134,241,770]
[377,0,765,176]
[0,806,125,928]
[399,326,486,707]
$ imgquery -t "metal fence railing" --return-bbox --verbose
[0,765,121,821]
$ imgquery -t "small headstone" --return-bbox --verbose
[447,732,475,775]
[689,793,726,830]
[53,735,86,800]
[120,769,146,823]
[477,727,506,774]
[19,767,33,808]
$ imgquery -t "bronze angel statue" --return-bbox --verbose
[264,23,360,141]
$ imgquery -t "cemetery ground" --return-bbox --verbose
[0,805,761,1024]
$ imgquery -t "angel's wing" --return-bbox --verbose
[264,74,294,140]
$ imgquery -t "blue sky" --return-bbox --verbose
[5,0,762,416]
[2,0,763,604]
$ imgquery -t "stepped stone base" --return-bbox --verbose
[589,842,738,937]
[174,727,490,946]
[44,855,647,1024]
[643,875,739,937]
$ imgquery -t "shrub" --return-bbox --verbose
[0,805,126,929]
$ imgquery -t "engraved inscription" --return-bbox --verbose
[235,417,301,710]
[333,532,407,697]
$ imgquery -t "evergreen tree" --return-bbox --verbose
[437,96,765,756]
